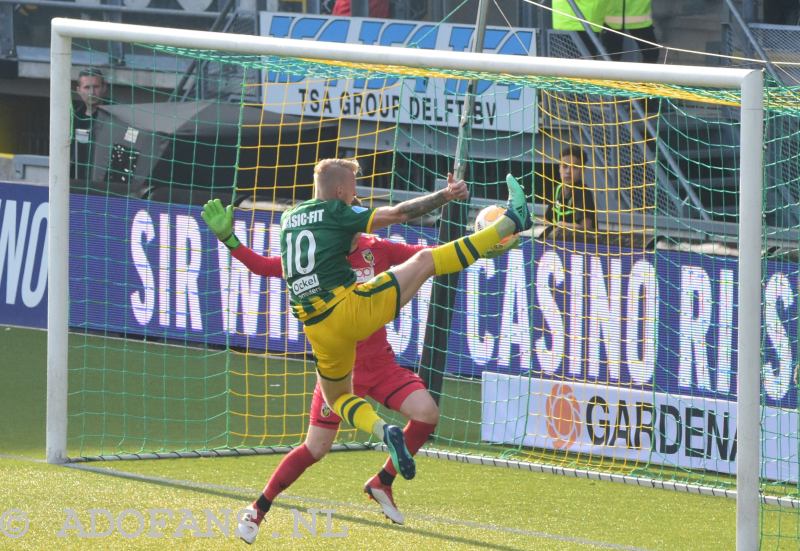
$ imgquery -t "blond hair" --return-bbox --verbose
[314,158,360,197]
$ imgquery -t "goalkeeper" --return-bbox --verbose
[203,157,531,495]
[200,206,436,532]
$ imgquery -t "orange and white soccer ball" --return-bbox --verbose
[474,205,520,258]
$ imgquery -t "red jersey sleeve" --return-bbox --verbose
[230,244,282,278]
[377,238,428,266]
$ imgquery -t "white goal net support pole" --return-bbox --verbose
[46,18,763,549]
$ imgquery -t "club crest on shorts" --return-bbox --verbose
[321,402,332,418]
[361,249,374,265]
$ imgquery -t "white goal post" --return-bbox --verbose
[46,17,763,550]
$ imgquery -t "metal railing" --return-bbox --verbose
[545,23,709,222]
[722,0,781,81]
[170,0,242,102]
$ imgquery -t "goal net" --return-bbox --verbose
[47,16,783,547]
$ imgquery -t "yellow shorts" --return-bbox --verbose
[303,271,400,381]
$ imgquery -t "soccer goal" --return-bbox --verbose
[47,16,776,548]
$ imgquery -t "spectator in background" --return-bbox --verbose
[603,0,659,63]
[543,145,597,240]
[71,68,108,181]
[332,0,389,18]
[551,0,606,58]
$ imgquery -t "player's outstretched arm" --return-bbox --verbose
[230,246,283,278]
[231,245,283,277]
[369,172,468,231]
[201,198,283,277]
[201,198,240,249]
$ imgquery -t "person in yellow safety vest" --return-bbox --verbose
[551,0,606,59]
[603,0,659,63]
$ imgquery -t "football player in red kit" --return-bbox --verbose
[210,217,438,534]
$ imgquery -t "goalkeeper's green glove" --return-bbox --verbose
[201,198,240,249]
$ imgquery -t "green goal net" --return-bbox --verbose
[48,17,800,549]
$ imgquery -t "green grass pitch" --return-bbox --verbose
[0,324,781,550]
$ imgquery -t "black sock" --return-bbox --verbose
[378,468,396,486]
[256,494,272,514]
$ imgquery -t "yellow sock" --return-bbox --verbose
[431,222,510,275]
[332,393,382,435]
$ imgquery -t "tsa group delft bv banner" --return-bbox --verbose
[258,13,537,133]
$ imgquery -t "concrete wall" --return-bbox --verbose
[654,0,725,65]
[0,155,14,182]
